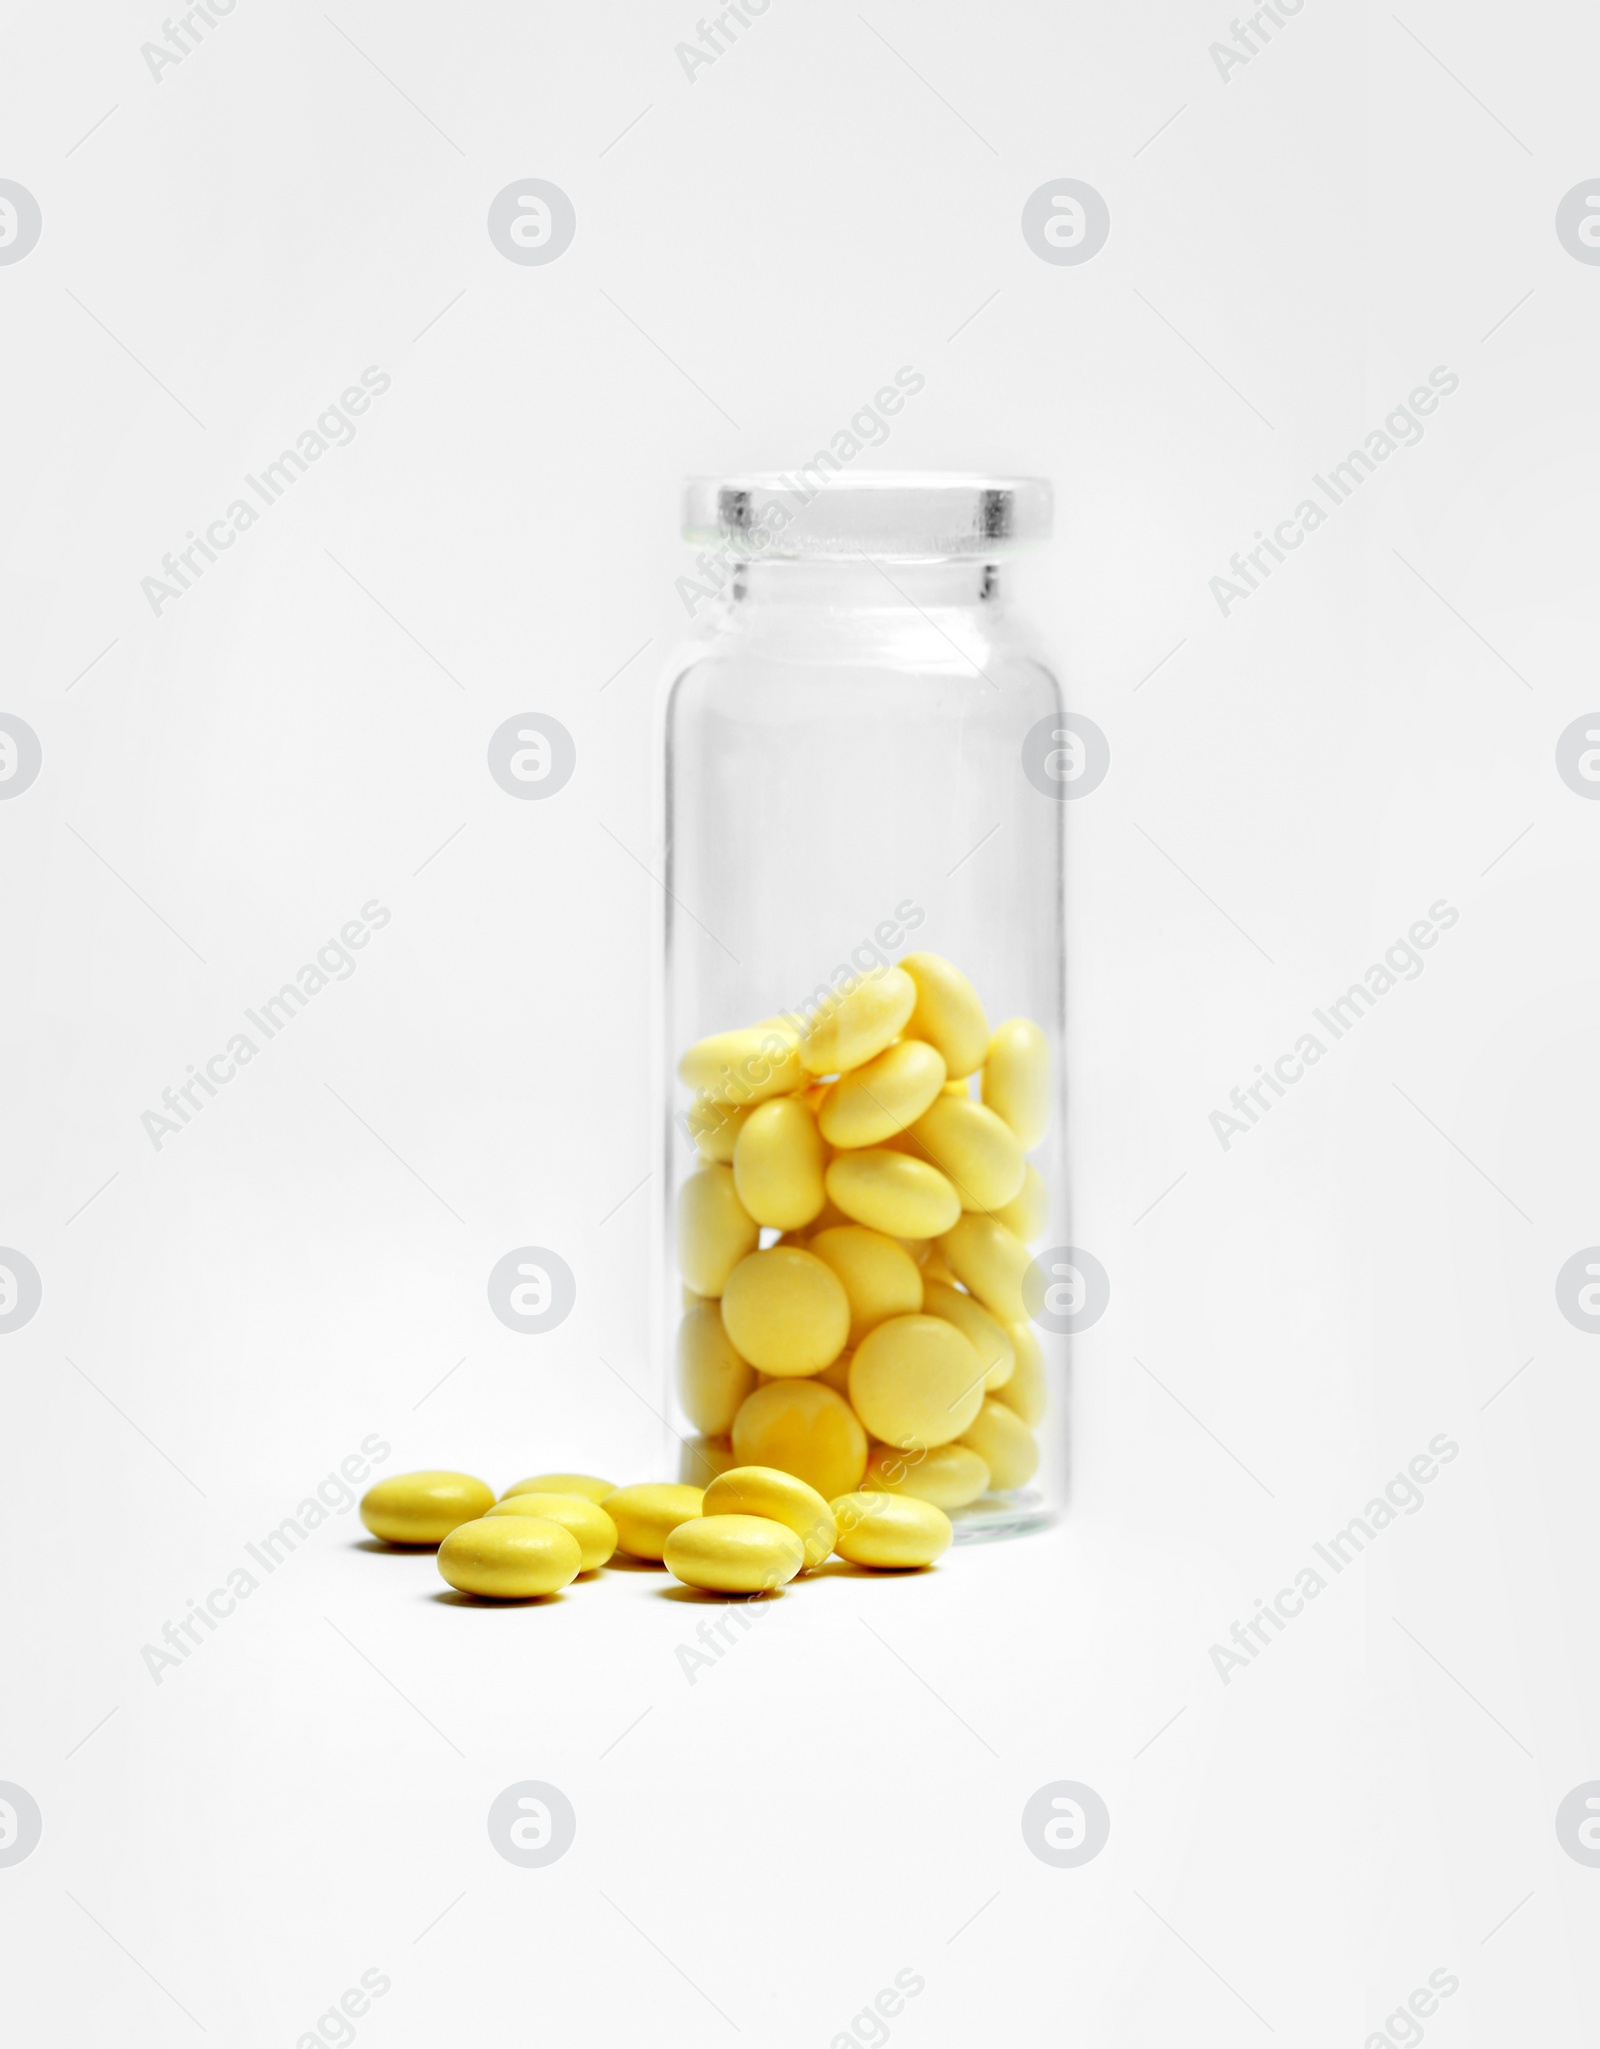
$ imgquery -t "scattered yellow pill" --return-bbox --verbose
[605,1483,706,1562]
[732,1095,827,1230]
[663,1514,806,1594]
[702,1464,837,1569]
[826,1150,961,1238]
[677,1164,760,1297]
[922,1277,1014,1389]
[360,1471,495,1547]
[830,1491,953,1569]
[996,1322,1048,1428]
[940,1212,1032,1323]
[799,966,916,1075]
[732,1378,868,1500]
[865,1441,991,1509]
[960,1398,1040,1491]
[848,1314,986,1450]
[677,1299,757,1435]
[988,1160,1048,1242]
[720,1246,850,1375]
[678,1023,804,1107]
[982,1017,1050,1147]
[485,1492,618,1570]
[807,1225,923,1345]
[901,953,990,1079]
[904,1094,1026,1213]
[436,1516,582,1598]
[501,1472,616,1505]
[816,1038,946,1149]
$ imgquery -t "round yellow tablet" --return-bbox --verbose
[865,1442,991,1509]
[360,1471,495,1547]
[719,1246,850,1375]
[702,1465,837,1569]
[605,1483,706,1562]
[436,1516,582,1598]
[663,1514,806,1595]
[731,1379,868,1501]
[826,1150,961,1239]
[830,1492,953,1569]
[501,1472,616,1504]
[485,1492,617,1570]
[960,1399,1040,1491]
[807,1225,923,1345]
[848,1314,986,1450]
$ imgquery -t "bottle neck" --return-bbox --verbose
[720,558,1005,610]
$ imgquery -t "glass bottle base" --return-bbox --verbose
[948,1489,1056,1543]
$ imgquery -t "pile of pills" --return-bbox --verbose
[676,952,1050,1514]
[358,1464,951,1597]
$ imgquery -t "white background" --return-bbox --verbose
[3,0,1598,2042]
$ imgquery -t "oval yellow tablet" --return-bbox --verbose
[688,1096,755,1164]
[807,1225,923,1345]
[816,1039,946,1149]
[904,1094,1026,1213]
[360,1471,495,1547]
[436,1516,582,1598]
[485,1492,618,1569]
[799,967,916,1075]
[702,1465,836,1569]
[678,1023,804,1107]
[940,1212,1032,1323]
[865,1442,991,1509]
[732,1095,826,1230]
[922,1277,1014,1389]
[848,1314,986,1450]
[677,1165,760,1297]
[901,953,990,1079]
[830,1491,953,1569]
[677,1300,757,1435]
[988,1161,1048,1242]
[996,1322,1047,1427]
[982,1017,1050,1147]
[501,1472,616,1505]
[960,1398,1039,1491]
[826,1150,961,1238]
[605,1483,706,1562]
[663,1514,806,1594]
[731,1379,868,1501]
[720,1246,850,1375]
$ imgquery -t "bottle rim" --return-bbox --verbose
[682,471,1052,560]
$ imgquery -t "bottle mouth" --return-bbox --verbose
[683,471,1052,561]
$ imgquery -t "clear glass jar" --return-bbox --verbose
[656,474,1066,1539]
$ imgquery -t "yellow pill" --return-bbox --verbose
[922,1277,1014,1390]
[865,1442,991,1509]
[902,953,990,1079]
[702,1464,837,1569]
[732,1379,868,1500]
[848,1314,986,1450]
[678,1023,804,1107]
[663,1514,806,1594]
[360,1471,495,1547]
[688,1096,754,1164]
[677,1300,757,1435]
[485,1492,617,1569]
[677,1165,760,1297]
[830,1491,953,1569]
[982,1017,1050,1147]
[904,1094,1026,1213]
[501,1472,616,1504]
[988,1161,1048,1242]
[436,1516,582,1598]
[680,1435,741,1484]
[996,1322,1048,1427]
[605,1483,706,1561]
[816,1039,947,1149]
[799,967,916,1075]
[732,1095,826,1230]
[940,1212,1032,1323]
[826,1150,961,1238]
[960,1399,1039,1490]
[720,1246,850,1375]
[807,1225,923,1345]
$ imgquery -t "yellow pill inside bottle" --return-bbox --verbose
[825,1150,961,1239]
[901,953,990,1079]
[731,1378,868,1501]
[848,1314,986,1450]
[719,1245,850,1375]
[677,1164,760,1298]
